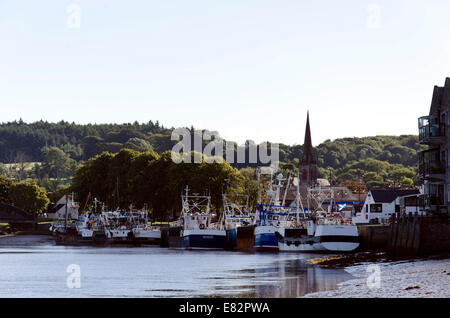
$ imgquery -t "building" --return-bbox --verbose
[418,78,450,216]
[299,111,318,187]
[352,189,421,225]
[45,195,79,220]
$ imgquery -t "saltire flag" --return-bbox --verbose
[338,203,347,211]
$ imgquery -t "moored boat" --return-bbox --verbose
[129,211,161,245]
[276,215,360,253]
[254,173,299,252]
[222,193,254,250]
[169,186,226,250]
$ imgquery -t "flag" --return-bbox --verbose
[338,203,347,211]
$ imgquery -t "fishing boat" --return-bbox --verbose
[54,213,107,245]
[169,186,226,250]
[53,197,107,245]
[222,192,254,250]
[129,210,161,245]
[254,173,298,252]
[102,210,133,244]
[276,215,360,253]
[276,187,360,253]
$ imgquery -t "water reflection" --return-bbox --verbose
[0,236,354,298]
[208,258,353,298]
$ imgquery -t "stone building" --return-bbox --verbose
[418,77,450,216]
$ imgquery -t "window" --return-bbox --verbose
[447,184,450,203]
[370,204,382,213]
[448,149,450,167]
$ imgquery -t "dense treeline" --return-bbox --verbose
[72,149,246,220]
[277,135,423,171]
[0,119,171,162]
[0,120,424,196]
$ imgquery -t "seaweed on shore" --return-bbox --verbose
[307,251,450,268]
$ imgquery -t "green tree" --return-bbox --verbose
[41,146,76,179]
[0,176,14,204]
[389,167,416,187]
[8,181,49,214]
[363,172,384,188]
[124,138,153,152]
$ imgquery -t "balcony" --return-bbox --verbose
[424,194,445,206]
[418,116,445,145]
[421,181,447,214]
[422,193,447,214]
[419,149,445,180]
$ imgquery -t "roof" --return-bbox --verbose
[429,77,450,116]
[279,185,361,207]
[369,189,420,203]
[46,203,65,214]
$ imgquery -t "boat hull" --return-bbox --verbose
[133,230,161,245]
[254,225,279,252]
[170,229,226,250]
[225,228,237,250]
[235,225,255,251]
[54,232,106,246]
[277,225,360,253]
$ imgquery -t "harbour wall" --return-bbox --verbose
[357,225,390,251]
[388,213,450,257]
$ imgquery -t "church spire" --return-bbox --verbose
[301,111,317,165]
[300,111,318,186]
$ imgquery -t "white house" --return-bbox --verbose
[45,195,79,220]
[352,189,421,225]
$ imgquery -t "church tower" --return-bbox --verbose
[300,112,318,187]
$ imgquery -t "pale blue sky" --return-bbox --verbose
[1,0,450,146]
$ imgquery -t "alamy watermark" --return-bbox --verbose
[66,264,81,289]
[366,264,381,289]
[67,4,81,29]
[171,128,279,173]
[366,4,382,30]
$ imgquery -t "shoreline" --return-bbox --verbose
[0,231,52,238]
[304,252,450,298]
[307,250,450,268]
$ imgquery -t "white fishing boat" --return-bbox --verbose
[102,210,132,243]
[129,210,161,245]
[277,216,360,253]
[169,186,226,250]
[276,187,360,253]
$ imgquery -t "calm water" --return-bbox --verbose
[0,235,354,298]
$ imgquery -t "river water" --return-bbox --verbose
[0,235,354,298]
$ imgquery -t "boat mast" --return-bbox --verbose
[297,170,306,221]
[64,195,68,230]
[257,168,261,205]
[282,171,291,207]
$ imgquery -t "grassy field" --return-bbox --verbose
[3,162,42,171]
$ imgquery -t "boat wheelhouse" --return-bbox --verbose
[222,192,254,250]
